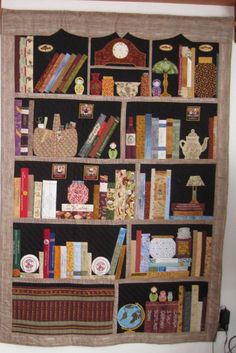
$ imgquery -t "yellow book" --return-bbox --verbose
[66,241,74,279]
[136,115,145,159]
[190,284,200,332]
[13,177,21,218]
[177,285,184,332]
[54,246,61,279]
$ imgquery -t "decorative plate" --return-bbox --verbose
[149,238,176,259]
[92,256,110,276]
[20,254,39,273]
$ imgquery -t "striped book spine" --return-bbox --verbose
[45,53,71,93]
[51,53,76,93]
[144,113,152,159]
[61,54,87,93]
[35,53,59,93]
[151,117,159,158]
[136,115,145,159]
[157,119,167,159]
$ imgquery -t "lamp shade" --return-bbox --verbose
[152,58,178,74]
[186,175,205,187]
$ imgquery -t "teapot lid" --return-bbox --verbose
[187,129,198,138]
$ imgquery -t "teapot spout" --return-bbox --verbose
[201,137,209,152]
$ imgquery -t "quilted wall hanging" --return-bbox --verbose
[0,9,233,346]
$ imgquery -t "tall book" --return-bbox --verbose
[151,117,159,158]
[140,233,150,273]
[204,236,212,276]
[137,173,146,220]
[190,284,200,332]
[166,118,174,158]
[66,241,74,279]
[20,167,29,218]
[135,230,142,273]
[73,242,81,279]
[165,169,172,220]
[130,240,136,275]
[109,227,126,275]
[183,290,192,332]
[60,246,67,279]
[115,245,126,279]
[41,180,57,219]
[172,119,181,159]
[33,181,42,219]
[99,175,108,220]
[177,285,184,332]
[144,113,152,159]
[136,114,145,159]
[25,35,34,93]
[49,231,55,278]
[13,177,21,218]
[149,169,167,219]
[27,174,34,218]
[157,119,167,159]
[13,229,21,277]
[43,228,51,278]
[54,245,61,279]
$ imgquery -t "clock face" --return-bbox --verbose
[112,41,129,59]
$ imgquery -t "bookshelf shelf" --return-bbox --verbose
[1,9,231,347]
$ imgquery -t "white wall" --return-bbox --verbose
[1,1,236,353]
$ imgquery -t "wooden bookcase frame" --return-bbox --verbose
[0,9,233,346]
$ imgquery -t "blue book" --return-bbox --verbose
[49,231,55,278]
[45,53,71,93]
[140,233,150,273]
[138,173,146,220]
[73,242,81,279]
[144,113,152,159]
[151,117,159,158]
[109,227,126,275]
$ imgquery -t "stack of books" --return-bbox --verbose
[34,52,87,93]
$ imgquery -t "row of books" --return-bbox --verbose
[78,113,120,158]
[13,168,57,219]
[126,115,181,159]
[13,227,127,280]
[144,284,206,333]
[138,169,171,220]
[34,52,88,93]
[15,36,34,93]
[130,230,212,279]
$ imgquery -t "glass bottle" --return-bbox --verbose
[126,116,136,159]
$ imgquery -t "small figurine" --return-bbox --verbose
[149,286,158,302]
[159,290,167,302]
[108,142,118,159]
[74,76,84,95]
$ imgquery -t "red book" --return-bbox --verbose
[135,230,142,272]
[144,181,150,219]
[34,53,59,93]
[43,228,51,278]
[88,116,115,158]
[20,167,29,218]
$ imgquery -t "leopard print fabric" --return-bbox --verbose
[195,63,217,98]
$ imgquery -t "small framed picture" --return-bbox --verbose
[186,106,201,121]
[79,103,94,119]
[52,164,67,179]
[83,165,99,181]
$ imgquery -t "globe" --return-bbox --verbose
[117,303,145,331]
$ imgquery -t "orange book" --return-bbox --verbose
[34,53,59,92]
[54,246,61,279]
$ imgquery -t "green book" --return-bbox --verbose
[109,227,126,275]
[13,229,21,276]
[61,54,88,93]
[95,116,120,158]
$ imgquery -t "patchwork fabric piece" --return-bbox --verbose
[12,284,115,335]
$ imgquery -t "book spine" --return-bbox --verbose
[61,54,87,93]
[177,285,184,332]
[166,118,174,158]
[183,291,192,332]
[13,228,21,277]
[66,241,74,279]
[99,175,108,220]
[144,181,150,220]
[115,245,126,280]
[178,45,183,96]
[20,108,29,156]
[27,174,34,218]
[43,228,51,278]
[73,242,81,279]
[144,113,152,159]
[42,180,57,219]
[60,246,67,279]
[165,169,172,220]
[204,236,212,276]
[140,233,150,273]
[109,227,126,275]
[49,231,55,278]
[34,52,59,93]
[172,119,181,159]
[78,113,106,157]
[95,116,120,158]
[33,181,42,219]
[190,284,199,332]
[93,184,100,219]
[13,177,21,218]
[151,117,159,158]
[144,302,154,332]
[136,115,145,159]
[106,183,115,220]
[157,119,167,159]
[19,36,27,93]
[15,99,22,156]
[20,167,29,218]
[138,173,146,220]
[114,170,127,220]
[54,245,61,279]
[56,54,82,93]
[25,36,34,93]
[135,230,142,272]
